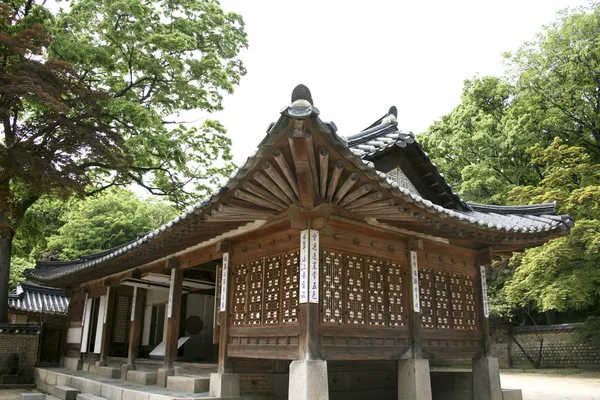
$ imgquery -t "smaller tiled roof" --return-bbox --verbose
[8,281,69,315]
[0,323,41,334]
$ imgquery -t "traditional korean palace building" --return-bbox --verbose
[27,85,573,400]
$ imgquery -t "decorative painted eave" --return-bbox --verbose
[26,85,574,287]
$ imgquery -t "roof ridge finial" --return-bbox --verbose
[291,84,313,106]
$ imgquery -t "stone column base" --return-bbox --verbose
[157,368,175,388]
[121,364,135,380]
[398,359,432,400]
[473,357,502,400]
[288,360,329,400]
[209,373,240,397]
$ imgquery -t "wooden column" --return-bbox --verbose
[99,285,116,365]
[164,259,183,369]
[127,287,146,366]
[217,249,232,373]
[477,248,493,357]
[407,238,423,359]
[298,225,321,361]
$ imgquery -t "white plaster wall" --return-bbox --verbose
[80,299,93,352]
[93,295,106,354]
[146,289,168,306]
[67,327,82,344]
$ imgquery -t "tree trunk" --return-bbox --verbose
[0,227,13,323]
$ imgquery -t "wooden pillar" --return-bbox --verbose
[127,287,146,366]
[477,248,493,357]
[217,249,232,373]
[99,285,116,365]
[407,238,424,359]
[164,260,183,370]
[299,228,319,360]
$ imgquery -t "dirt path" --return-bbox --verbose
[501,370,600,400]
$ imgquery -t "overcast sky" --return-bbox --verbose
[211,0,589,164]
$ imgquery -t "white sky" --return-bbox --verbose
[213,0,589,164]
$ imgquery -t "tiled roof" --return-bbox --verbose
[26,86,574,287]
[8,281,69,315]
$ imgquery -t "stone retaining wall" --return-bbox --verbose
[0,324,40,383]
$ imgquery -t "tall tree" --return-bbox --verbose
[420,76,540,203]
[506,3,600,161]
[0,0,247,322]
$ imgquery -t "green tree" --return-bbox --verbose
[47,189,178,260]
[506,3,600,161]
[0,0,247,322]
[503,139,600,314]
[420,77,541,204]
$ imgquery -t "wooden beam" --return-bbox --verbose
[127,287,146,366]
[344,191,384,209]
[253,171,292,206]
[289,135,316,208]
[218,253,232,373]
[305,133,320,198]
[273,148,300,199]
[339,184,372,207]
[263,161,298,203]
[234,189,284,211]
[326,160,344,202]
[164,262,183,369]
[319,148,329,198]
[350,199,397,213]
[99,285,116,365]
[242,181,287,209]
[333,173,359,204]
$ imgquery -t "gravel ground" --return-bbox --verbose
[501,370,600,400]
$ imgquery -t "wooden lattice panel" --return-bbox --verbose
[367,258,386,326]
[419,269,435,328]
[264,255,282,325]
[449,273,465,330]
[232,262,248,325]
[463,276,477,330]
[247,258,263,325]
[113,296,131,343]
[322,250,343,323]
[387,262,404,327]
[345,254,365,324]
[282,251,300,324]
[434,270,451,329]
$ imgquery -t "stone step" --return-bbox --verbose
[20,394,47,400]
[76,395,108,400]
[126,370,157,386]
[48,386,79,400]
[166,375,210,393]
[97,367,120,379]
[502,388,524,400]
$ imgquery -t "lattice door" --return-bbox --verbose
[367,258,386,326]
[282,251,300,324]
[387,261,404,327]
[232,261,248,325]
[247,258,263,325]
[345,254,365,324]
[264,255,282,325]
[463,275,477,330]
[419,268,435,328]
[322,250,343,323]
[434,270,451,329]
[113,296,131,343]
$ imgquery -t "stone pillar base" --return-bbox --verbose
[157,368,175,388]
[398,359,432,400]
[288,360,329,400]
[472,357,502,400]
[209,373,240,397]
[121,364,135,380]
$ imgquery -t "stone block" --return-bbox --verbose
[33,368,44,381]
[166,376,209,393]
[49,385,79,400]
[156,368,174,388]
[126,370,157,386]
[69,377,88,393]
[36,380,48,393]
[101,383,124,400]
[121,390,149,400]
[98,367,121,379]
[209,373,240,398]
[63,357,83,371]
[473,357,502,400]
[85,379,103,396]
[20,394,46,400]
[76,394,107,400]
[398,359,432,400]
[120,364,134,380]
[288,360,328,400]
[502,389,523,400]
[45,371,58,386]
[88,364,99,375]
[56,374,73,387]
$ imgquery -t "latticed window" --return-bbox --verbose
[386,167,421,195]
